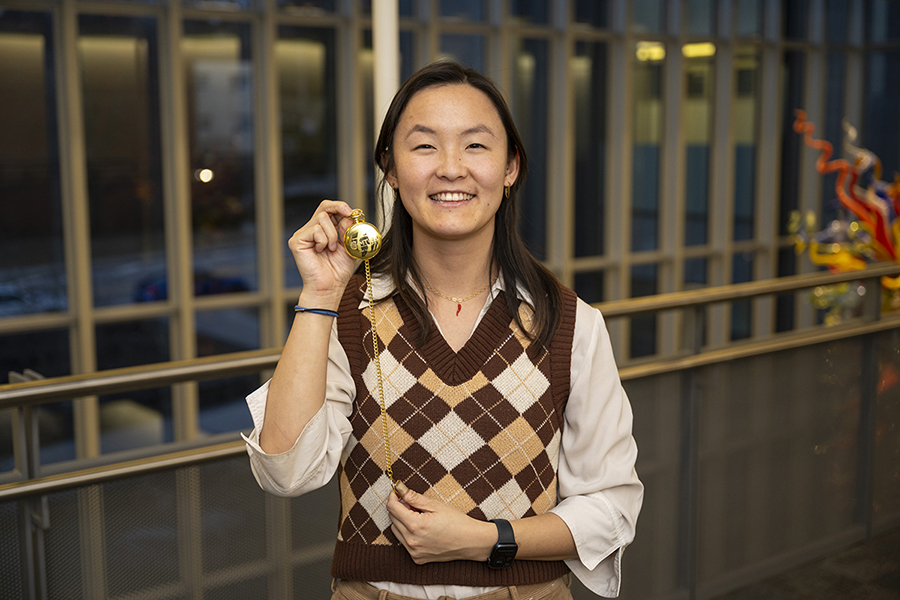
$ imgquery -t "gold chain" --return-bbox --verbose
[364,259,394,488]
[422,274,498,304]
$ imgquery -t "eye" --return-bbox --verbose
[467,143,486,150]
[414,144,435,150]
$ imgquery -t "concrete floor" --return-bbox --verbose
[713,527,900,600]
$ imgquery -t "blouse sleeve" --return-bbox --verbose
[548,299,644,598]
[242,321,356,497]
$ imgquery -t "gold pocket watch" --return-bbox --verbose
[342,209,397,493]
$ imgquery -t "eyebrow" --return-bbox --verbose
[405,124,496,139]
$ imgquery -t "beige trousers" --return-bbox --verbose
[330,576,573,600]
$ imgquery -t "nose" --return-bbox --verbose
[435,147,466,180]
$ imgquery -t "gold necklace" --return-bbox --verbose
[422,274,498,316]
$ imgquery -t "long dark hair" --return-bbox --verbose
[370,60,561,348]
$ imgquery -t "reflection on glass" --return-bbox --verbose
[0,329,72,470]
[684,257,707,288]
[510,0,549,24]
[865,52,900,179]
[822,52,846,224]
[440,0,485,21]
[96,319,172,454]
[825,0,849,43]
[631,0,666,33]
[734,47,758,242]
[575,0,609,28]
[196,308,258,434]
[687,0,715,36]
[574,41,607,258]
[736,0,763,37]
[511,38,549,260]
[779,51,805,237]
[732,253,753,340]
[278,0,335,13]
[79,16,165,308]
[440,34,484,72]
[400,30,414,82]
[683,48,714,247]
[784,0,809,40]
[0,11,66,318]
[184,20,257,296]
[574,271,605,305]
[632,42,664,252]
[870,0,900,42]
[630,264,658,357]
[278,27,338,289]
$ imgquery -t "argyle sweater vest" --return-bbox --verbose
[332,274,577,586]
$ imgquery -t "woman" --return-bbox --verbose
[244,61,643,599]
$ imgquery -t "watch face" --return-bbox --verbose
[487,543,518,569]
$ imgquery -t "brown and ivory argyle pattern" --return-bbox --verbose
[332,275,577,586]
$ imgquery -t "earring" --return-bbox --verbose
[504,186,510,199]
[393,187,399,201]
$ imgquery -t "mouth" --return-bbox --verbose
[429,192,474,203]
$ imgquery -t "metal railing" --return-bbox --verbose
[2,262,899,503]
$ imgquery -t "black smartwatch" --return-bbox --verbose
[487,519,518,569]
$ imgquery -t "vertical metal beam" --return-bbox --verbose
[159,0,199,441]
[337,3,365,211]
[254,0,286,352]
[56,0,99,460]
[547,2,573,284]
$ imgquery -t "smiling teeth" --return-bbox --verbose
[431,192,474,202]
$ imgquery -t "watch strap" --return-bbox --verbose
[487,518,518,569]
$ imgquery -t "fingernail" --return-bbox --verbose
[394,481,409,498]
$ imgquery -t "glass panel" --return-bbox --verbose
[362,30,376,220]
[574,41,607,258]
[96,319,172,454]
[78,15,165,308]
[684,257,707,288]
[184,0,256,9]
[278,0,335,13]
[0,329,73,471]
[731,253,753,340]
[360,0,416,17]
[511,38,549,260]
[574,271,604,304]
[822,52,846,225]
[184,20,257,297]
[826,0,850,43]
[736,0,763,37]
[278,26,338,290]
[196,308,258,434]
[687,0,715,36]
[630,264,658,358]
[784,0,809,40]
[865,52,900,182]
[439,34,484,72]
[776,247,796,332]
[683,47,714,247]
[632,0,666,33]
[779,51,805,238]
[510,0,550,25]
[632,42,664,252]
[870,0,900,43]
[575,0,609,28]
[696,343,861,586]
[400,30,415,81]
[0,11,66,318]
[874,329,900,527]
[734,47,758,242]
[440,0,486,21]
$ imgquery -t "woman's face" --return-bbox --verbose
[387,84,519,247]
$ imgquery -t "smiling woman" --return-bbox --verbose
[243,61,642,600]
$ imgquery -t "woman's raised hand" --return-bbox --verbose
[288,200,360,298]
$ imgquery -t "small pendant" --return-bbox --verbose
[456,303,462,316]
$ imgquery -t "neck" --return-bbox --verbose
[412,235,495,297]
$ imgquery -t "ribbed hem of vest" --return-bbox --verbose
[331,542,569,587]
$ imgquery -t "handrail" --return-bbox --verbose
[1,265,899,502]
[2,264,900,410]
[592,261,900,317]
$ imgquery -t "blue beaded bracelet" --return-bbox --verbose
[294,306,339,318]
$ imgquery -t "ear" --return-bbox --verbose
[385,169,398,190]
[504,152,520,188]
